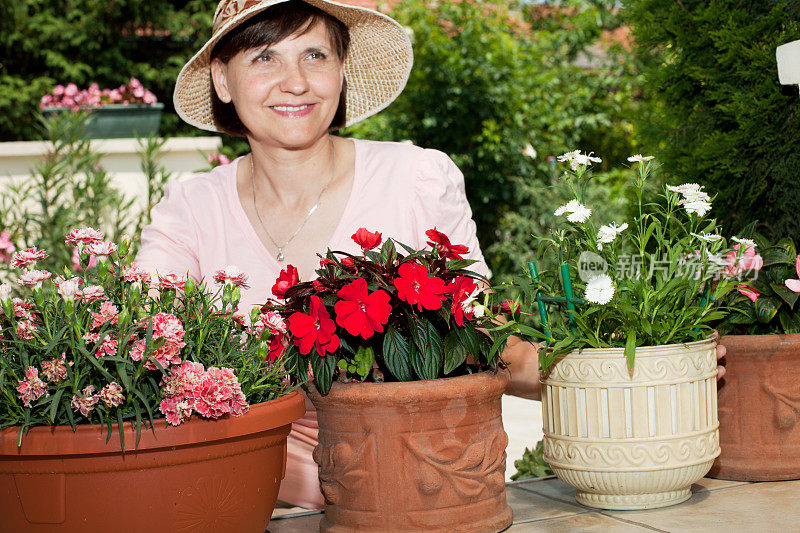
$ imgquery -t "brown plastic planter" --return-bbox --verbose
[708,334,800,481]
[0,391,305,532]
[309,370,513,533]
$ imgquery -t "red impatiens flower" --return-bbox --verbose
[394,262,446,311]
[272,265,299,299]
[425,227,469,260]
[288,295,340,356]
[445,276,479,326]
[334,278,392,338]
[351,228,382,251]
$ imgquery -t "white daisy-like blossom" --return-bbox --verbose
[567,204,592,223]
[627,154,655,163]
[522,143,537,159]
[557,150,581,163]
[683,200,712,217]
[596,222,629,250]
[584,274,615,305]
[690,232,723,243]
[460,286,483,312]
[554,199,592,222]
[731,236,757,249]
[558,151,601,171]
[666,183,703,194]
[470,303,486,318]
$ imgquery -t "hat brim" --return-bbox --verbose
[173,0,413,132]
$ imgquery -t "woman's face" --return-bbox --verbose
[211,21,344,148]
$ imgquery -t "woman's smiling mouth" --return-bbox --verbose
[270,104,314,117]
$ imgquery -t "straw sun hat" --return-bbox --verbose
[174,0,414,132]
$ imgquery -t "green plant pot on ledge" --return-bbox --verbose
[43,104,164,139]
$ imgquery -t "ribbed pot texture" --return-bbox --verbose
[708,333,800,481]
[541,338,720,510]
[0,391,305,533]
[309,370,513,532]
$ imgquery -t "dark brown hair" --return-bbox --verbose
[210,0,350,136]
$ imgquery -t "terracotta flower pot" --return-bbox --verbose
[0,391,305,533]
[541,339,720,510]
[708,333,800,481]
[309,370,513,533]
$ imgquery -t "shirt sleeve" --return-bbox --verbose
[412,148,492,279]
[134,180,201,281]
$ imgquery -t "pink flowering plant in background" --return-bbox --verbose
[0,230,290,447]
[39,78,158,111]
[266,228,515,395]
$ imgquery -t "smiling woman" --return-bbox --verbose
[135,0,540,511]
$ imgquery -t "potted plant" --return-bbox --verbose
[40,78,164,138]
[270,228,514,532]
[708,235,800,481]
[513,152,737,510]
[0,230,305,532]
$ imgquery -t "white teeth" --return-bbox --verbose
[272,105,309,112]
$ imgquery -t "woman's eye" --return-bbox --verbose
[257,53,273,62]
[308,51,326,60]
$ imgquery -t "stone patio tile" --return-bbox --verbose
[604,480,800,532]
[513,477,582,505]
[507,485,587,523]
[692,476,751,491]
[506,512,656,532]
[267,511,322,533]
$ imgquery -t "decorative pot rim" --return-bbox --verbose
[309,368,509,403]
[720,332,800,353]
[0,390,305,456]
[565,336,715,359]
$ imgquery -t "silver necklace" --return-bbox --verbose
[250,137,336,262]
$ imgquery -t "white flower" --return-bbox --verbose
[555,199,592,223]
[0,282,11,302]
[57,278,82,301]
[584,274,615,305]
[683,200,712,217]
[18,269,51,289]
[627,154,654,162]
[596,222,629,250]
[690,232,723,243]
[470,303,486,318]
[522,143,537,159]
[572,152,601,168]
[682,189,711,204]
[567,204,592,223]
[460,286,482,312]
[667,183,702,194]
[731,236,757,249]
[557,150,581,163]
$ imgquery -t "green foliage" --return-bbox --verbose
[716,235,800,335]
[508,156,734,370]
[0,0,213,141]
[621,0,800,240]
[511,440,553,480]
[347,0,640,282]
[0,112,170,281]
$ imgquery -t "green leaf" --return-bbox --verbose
[454,322,482,358]
[625,330,636,370]
[761,247,794,267]
[48,388,64,423]
[443,330,468,374]
[444,258,477,271]
[380,238,397,264]
[779,311,800,334]
[382,326,414,381]
[353,346,375,380]
[771,282,799,308]
[409,315,443,380]
[311,354,336,395]
[755,296,780,324]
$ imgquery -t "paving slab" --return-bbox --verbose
[506,512,656,532]
[603,479,800,533]
[506,484,587,523]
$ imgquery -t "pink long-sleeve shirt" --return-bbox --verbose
[135,138,490,508]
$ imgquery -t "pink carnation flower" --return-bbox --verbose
[70,385,100,417]
[95,336,118,359]
[66,227,104,246]
[0,229,16,262]
[99,382,125,408]
[17,367,49,407]
[86,240,117,258]
[41,354,70,383]
[122,263,151,285]
[147,313,187,346]
[56,277,83,301]
[213,265,250,288]
[11,247,48,269]
[16,320,38,340]
[157,273,186,291]
[90,301,119,329]
[18,269,51,289]
[82,285,107,302]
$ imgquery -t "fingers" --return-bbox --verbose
[715,343,726,361]
[717,365,726,380]
[711,329,720,342]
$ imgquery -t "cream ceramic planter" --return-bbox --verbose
[541,338,720,510]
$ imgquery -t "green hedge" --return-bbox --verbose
[622,0,800,239]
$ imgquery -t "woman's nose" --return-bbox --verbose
[279,63,310,94]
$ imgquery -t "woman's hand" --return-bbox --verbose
[712,330,726,380]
